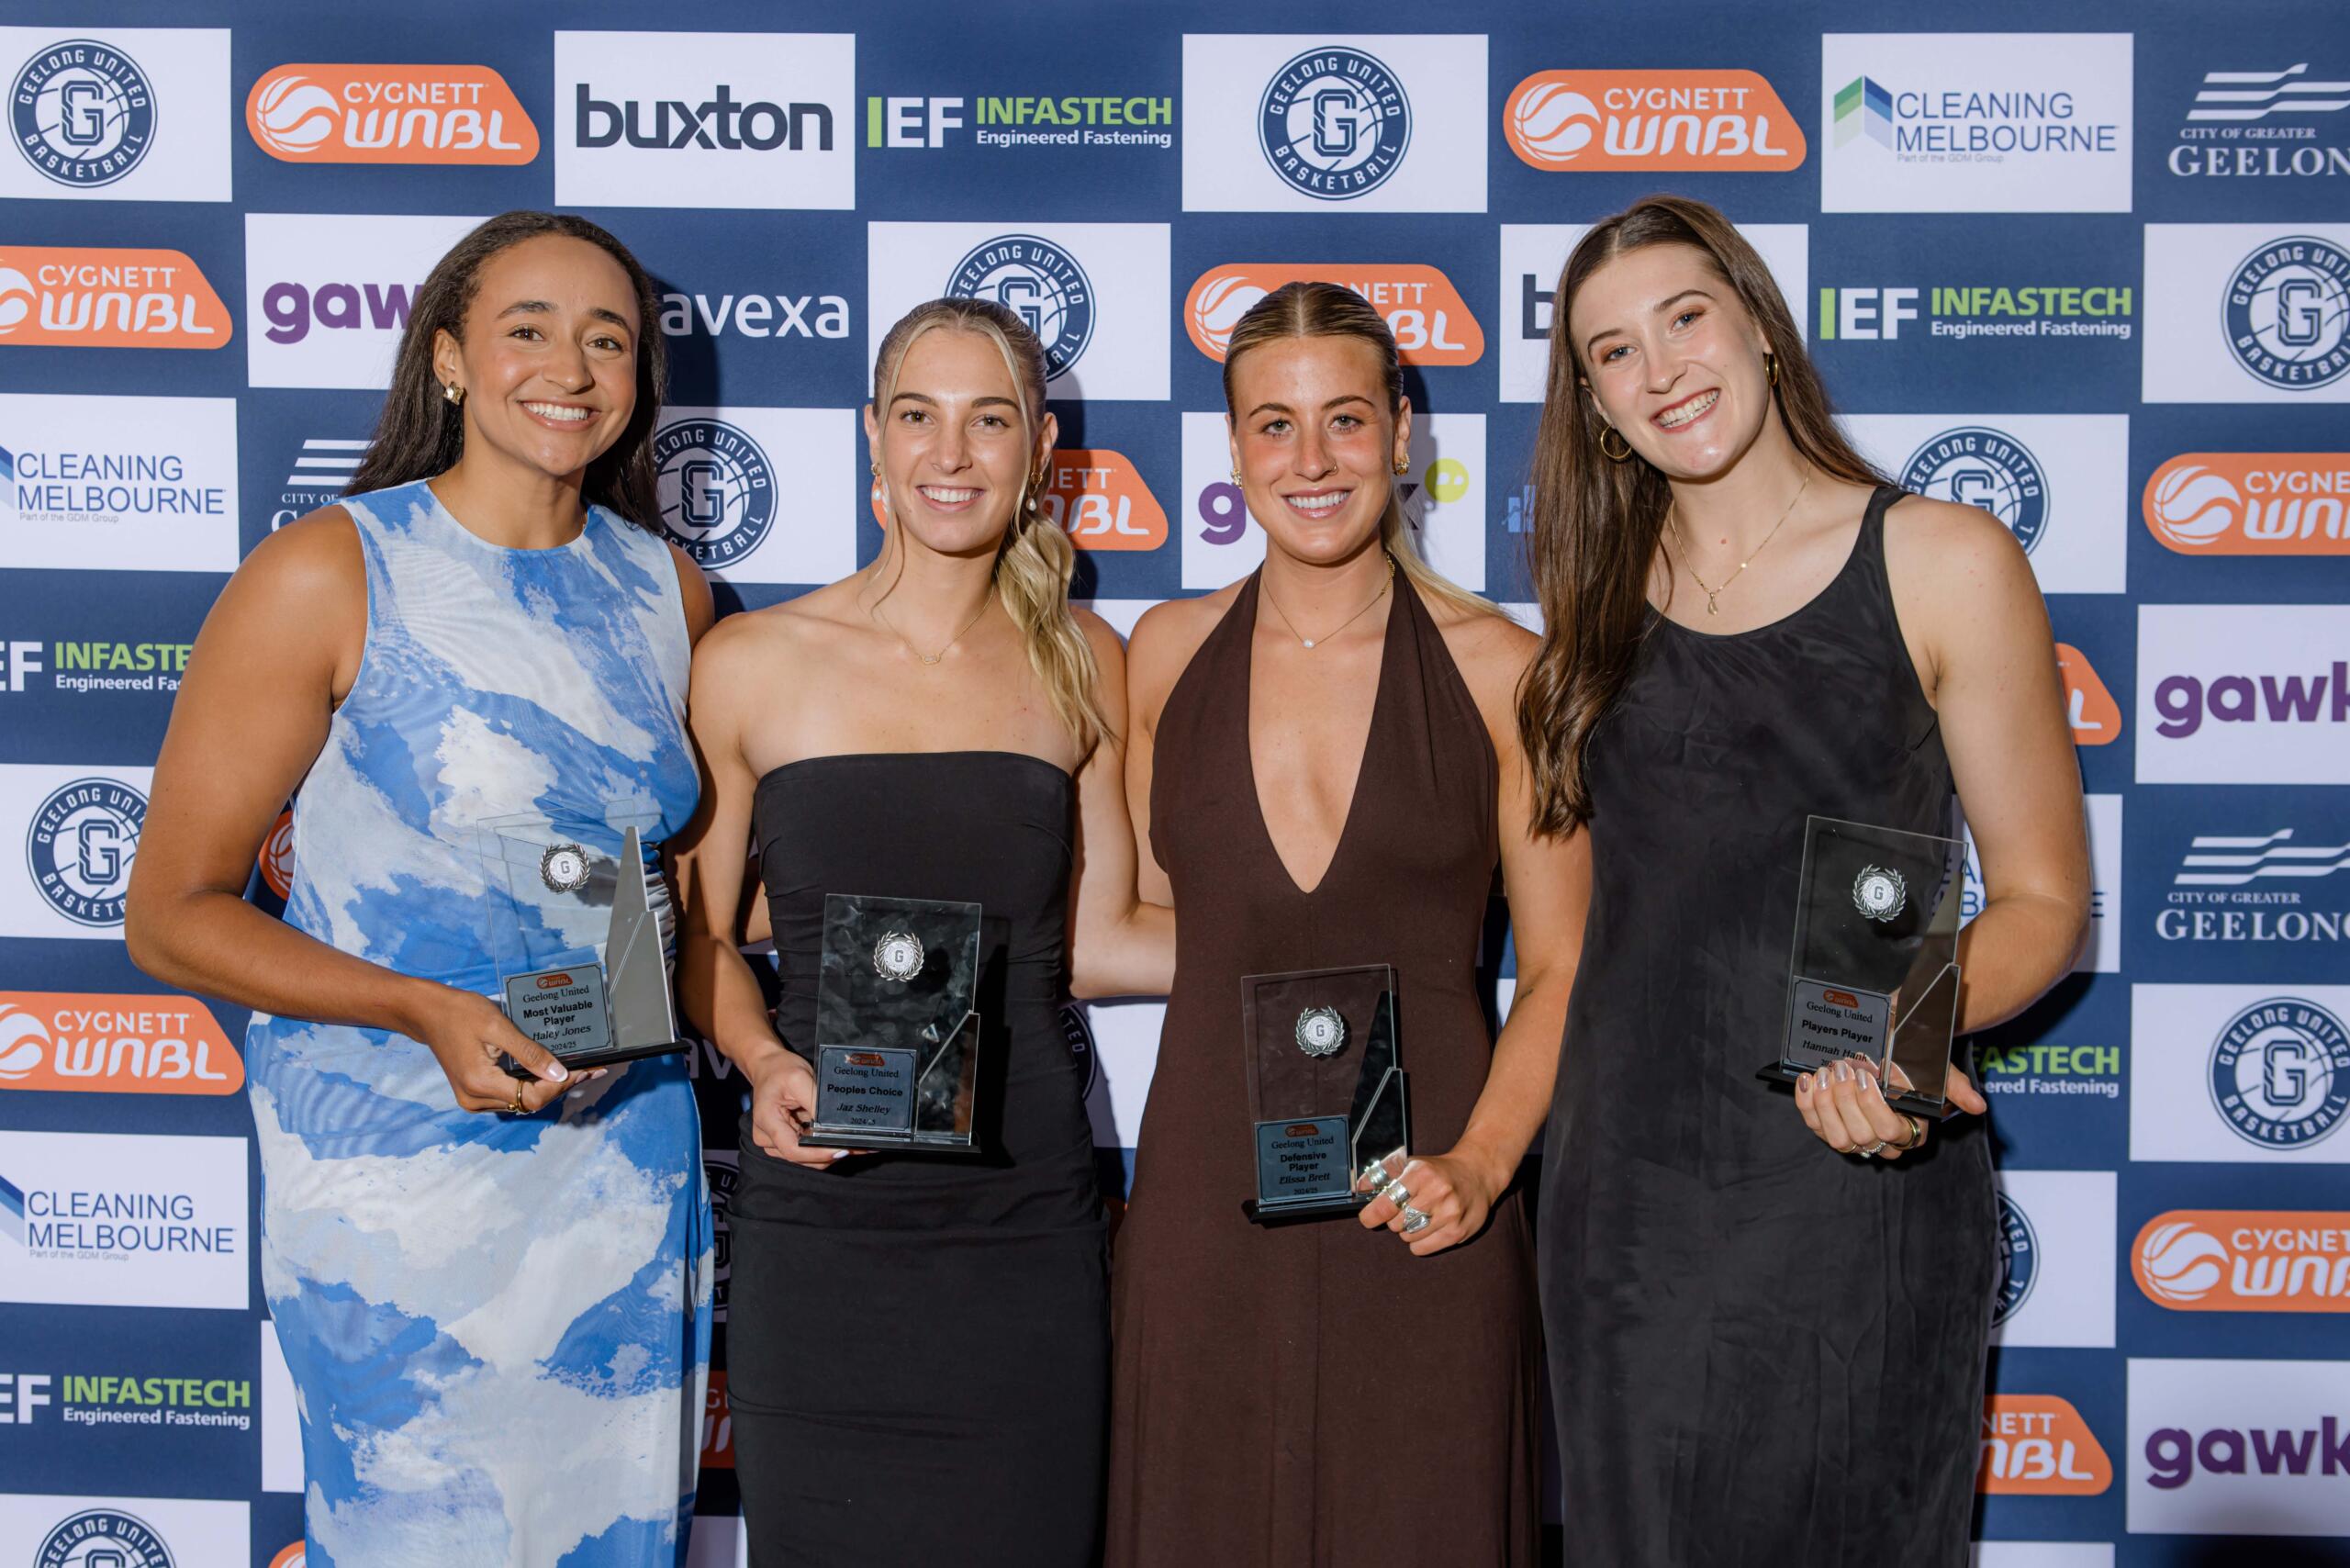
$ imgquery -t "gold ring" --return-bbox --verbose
[507,1080,525,1115]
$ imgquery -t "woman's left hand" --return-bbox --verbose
[1357,1148,1499,1257]
[1796,1057,1986,1160]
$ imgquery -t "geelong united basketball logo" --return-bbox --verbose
[2224,236,2350,390]
[38,1508,176,1568]
[2208,996,2350,1150]
[1900,427,2048,554]
[10,39,157,188]
[26,777,147,927]
[653,418,777,568]
[945,235,1095,378]
[1992,1191,2038,1326]
[704,1152,737,1323]
[1258,47,1412,199]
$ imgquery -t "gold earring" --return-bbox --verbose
[869,461,879,476]
[1229,467,1241,484]
[1766,353,1779,387]
[1598,426,1633,463]
[442,382,464,408]
[1393,456,1409,476]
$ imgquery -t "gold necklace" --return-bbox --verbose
[871,590,993,666]
[1260,554,1394,650]
[1665,470,1812,616]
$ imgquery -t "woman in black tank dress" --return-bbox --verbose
[671,298,1169,1566]
[1517,198,2091,1565]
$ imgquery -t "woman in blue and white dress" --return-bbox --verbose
[128,211,715,1566]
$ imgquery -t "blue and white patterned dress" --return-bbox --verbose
[245,478,711,1566]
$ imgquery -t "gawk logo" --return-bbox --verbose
[247,64,537,163]
[2145,454,2350,553]
[2208,997,2350,1149]
[1900,428,2047,554]
[654,418,776,568]
[1506,70,1803,171]
[2152,661,2349,738]
[10,39,154,188]
[944,236,1094,377]
[0,247,230,349]
[1258,47,1411,199]
[2224,237,2350,390]
[2136,1210,2350,1311]
[1188,264,1481,365]
[2144,1415,2350,1490]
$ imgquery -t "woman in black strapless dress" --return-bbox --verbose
[1517,197,2091,1565]
[671,298,1168,1566]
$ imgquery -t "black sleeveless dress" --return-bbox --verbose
[1541,487,1998,1567]
[726,752,1107,1567]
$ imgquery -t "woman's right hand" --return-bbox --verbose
[745,1043,854,1167]
[414,986,574,1114]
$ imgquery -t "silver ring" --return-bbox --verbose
[1379,1178,1411,1207]
[1856,1140,1886,1158]
[1400,1206,1432,1234]
[1358,1155,1392,1190]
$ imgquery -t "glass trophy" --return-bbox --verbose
[477,802,686,1072]
[1241,964,1408,1224]
[800,893,985,1154]
[1758,815,1965,1119]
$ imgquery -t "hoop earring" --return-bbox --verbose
[442,382,464,408]
[1766,353,1779,388]
[1598,426,1633,463]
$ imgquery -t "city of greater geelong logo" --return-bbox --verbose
[26,778,146,927]
[2209,996,2350,1149]
[1992,1190,2038,1325]
[37,1508,175,1568]
[1257,47,1411,199]
[944,235,1094,377]
[653,419,776,567]
[1832,76,1893,149]
[2224,237,2350,390]
[10,39,156,188]
[1900,428,2048,553]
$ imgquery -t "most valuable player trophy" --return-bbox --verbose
[1757,815,1965,1118]
[799,893,985,1154]
[1242,964,1408,1223]
[477,802,687,1072]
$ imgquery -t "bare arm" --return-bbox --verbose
[124,510,574,1111]
[1066,612,1173,999]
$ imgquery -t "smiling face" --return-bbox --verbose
[431,234,641,486]
[862,326,1057,558]
[1570,241,1775,481]
[1226,333,1411,566]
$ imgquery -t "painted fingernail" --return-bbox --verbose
[547,1062,570,1082]
[1834,1059,1853,1083]
[830,1148,848,1160]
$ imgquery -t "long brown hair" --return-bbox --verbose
[1516,195,1884,834]
[1222,281,1501,622]
[346,210,668,528]
[868,297,1112,748]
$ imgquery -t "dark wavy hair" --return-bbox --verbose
[1516,195,1886,834]
[344,210,667,528]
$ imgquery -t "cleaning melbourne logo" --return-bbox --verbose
[1257,47,1411,198]
[1833,75,1894,149]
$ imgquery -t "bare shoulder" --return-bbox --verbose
[664,540,716,641]
[1069,604,1128,676]
[245,504,364,586]
[1882,492,2034,590]
[1127,585,1239,711]
[689,596,815,687]
[1430,599,1538,729]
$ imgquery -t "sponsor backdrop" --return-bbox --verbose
[1,0,2345,1562]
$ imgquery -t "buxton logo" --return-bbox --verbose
[0,247,230,349]
[575,82,833,152]
[0,994,241,1094]
[1043,450,1166,552]
[26,777,144,928]
[1993,1191,2039,1325]
[1977,1394,2112,1495]
[2144,1415,2350,1489]
[1505,70,1803,171]
[1186,264,1482,365]
[2152,661,2349,738]
[2208,997,2350,1150]
[2136,1211,2350,1311]
[653,417,776,568]
[1258,47,1411,199]
[1900,427,2047,554]
[2225,237,2350,390]
[246,64,537,163]
[10,39,154,189]
[36,1507,175,1568]
[945,235,1094,377]
[2144,454,2350,554]
[2057,643,2121,746]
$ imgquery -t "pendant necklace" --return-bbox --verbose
[1666,469,1812,617]
[1261,554,1395,650]
[872,591,992,666]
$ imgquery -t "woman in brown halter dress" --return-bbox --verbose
[1107,283,1589,1565]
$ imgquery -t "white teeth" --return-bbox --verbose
[921,487,979,503]
[525,402,593,423]
[1286,492,1348,515]
[1655,389,1719,430]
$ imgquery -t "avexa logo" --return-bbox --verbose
[2145,454,2350,554]
[657,288,848,342]
[1506,70,1803,171]
[247,63,536,163]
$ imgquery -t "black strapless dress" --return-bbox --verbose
[726,752,1107,1567]
[1540,487,1998,1567]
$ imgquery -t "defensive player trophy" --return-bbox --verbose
[800,892,985,1154]
[1241,963,1407,1223]
[478,803,686,1072]
[1757,815,1965,1118]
